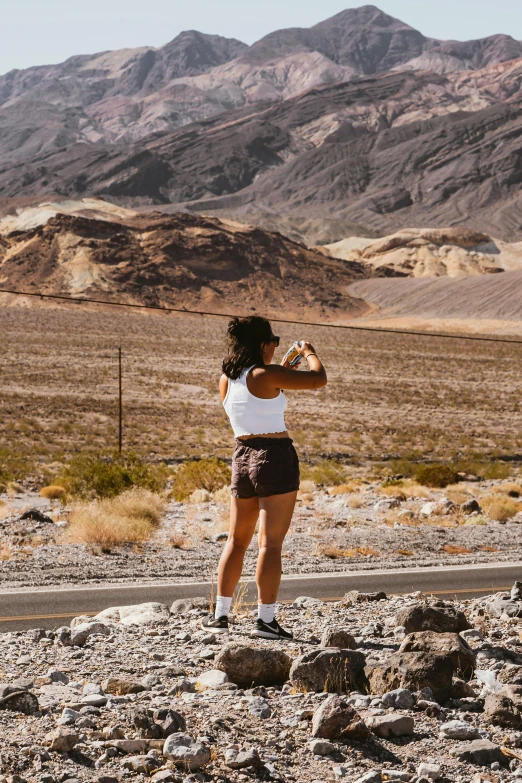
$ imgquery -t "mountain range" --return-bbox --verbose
[1,5,522,243]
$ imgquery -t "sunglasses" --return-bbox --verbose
[269,335,280,347]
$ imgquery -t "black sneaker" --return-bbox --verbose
[200,614,229,634]
[250,618,293,641]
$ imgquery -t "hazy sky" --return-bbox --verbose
[2,0,522,76]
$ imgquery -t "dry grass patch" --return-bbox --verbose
[318,544,380,559]
[379,480,431,500]
[496,482,522,497]
[39,485,68,501]
[212,485,231,504]
[64,488,165,550]
[443,544,473,555]
[0,543,13,560]
[480,494,521,522]
[329,481,363,495]
[347,495,366,509]
[168,533,191,550]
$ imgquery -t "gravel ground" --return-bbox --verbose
[0,586,521,783]
[0,479,521,590]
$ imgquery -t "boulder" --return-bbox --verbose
[483,693,522,728]
[320,629,357,650]
[440,720,481,740]
[311,694,370,741]
[0,690,39,715]
[46,726,79,753]
[454,739,508,767]
[163,733,210,771]
[452,678,477,698]
[196,670,229,690]
[338,591,387,607]
[381,688,414,709]
[461,499,482,515]
[94,602,171,626]
[102,677,147,695]
[309,739,336,756]
[366,714,414,738]
[399,631,475,678]
[56,622,111,647]
[485,593,522,619]
[290,649,368,693]
[366,652,454,704]
[121,756,161,774]
[133,708,186,739]
[224,747,262,769]
[396,604,471,634]
[417,763,441,781]
[215,644,291,688]
[247,697,271,718]
[170,597,209,614]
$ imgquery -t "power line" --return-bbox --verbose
[1,286,522,346]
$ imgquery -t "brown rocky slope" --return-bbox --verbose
[0,211,381,319]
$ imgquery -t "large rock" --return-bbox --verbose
[290,649,368,693]
[454,739,508,767]
[163,733,210,771]
[56,622,111,647]
[311,694,370,741]
[485,592,522,619]
[399,631,475,678]
[102,677,147,695]
[215,645,291,688]
[396,604,471,634]
[440,720,481,740]
[483,693,522,728]
[366,652,454,704]
[196,670,229,690]
[46,726,79,753]
[0,690,39,715]
[320,629,357,649]
[366,714,414,738]
[94,602,171,626]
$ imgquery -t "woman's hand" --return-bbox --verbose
[296,341,315,357]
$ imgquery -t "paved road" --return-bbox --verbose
[0,561,520,632]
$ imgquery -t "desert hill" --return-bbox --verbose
[2,67,522,240]
[0,206,380,320]
[324,227,522,277]
[1,5,521,160]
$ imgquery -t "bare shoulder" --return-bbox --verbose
[219,373,229,402]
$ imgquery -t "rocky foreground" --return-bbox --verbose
[1,584,522,783]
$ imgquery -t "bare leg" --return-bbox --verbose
[217,496,259,598]
[256,491,298,604]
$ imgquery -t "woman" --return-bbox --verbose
[202,315,327,640]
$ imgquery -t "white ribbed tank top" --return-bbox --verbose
[223,365,287,437]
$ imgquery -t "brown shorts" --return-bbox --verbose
[231,437,300,499]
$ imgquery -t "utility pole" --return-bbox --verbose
[118,341,123,453]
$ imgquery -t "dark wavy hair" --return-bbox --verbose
[222,316,274,379]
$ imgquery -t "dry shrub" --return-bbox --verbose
[0,543,13,560]
[318,544,379,559]
[7,482,24,498]
[56,451,164,499]
[171,458,231,502]
[463,515,488,526]
[347,495,365,509]
[443,544,473,555]
[65,488,165,549]
[496,482,522,497]
[40,485,68,501]
[397,549,415,556]
[329,481,362,495]
[213,485,231,504]
[444,488,472,505]
[301,459,346,487]
[187,489,211,504]
[168,533,191,550]
[480,494,521,522]
[415,464,460,488]
[477,544,499,552]
[379,480,430,499]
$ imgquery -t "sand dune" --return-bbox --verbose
[349,270,522,322]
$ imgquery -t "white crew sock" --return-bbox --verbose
[258,602,276,624]
[215,596,233,619]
